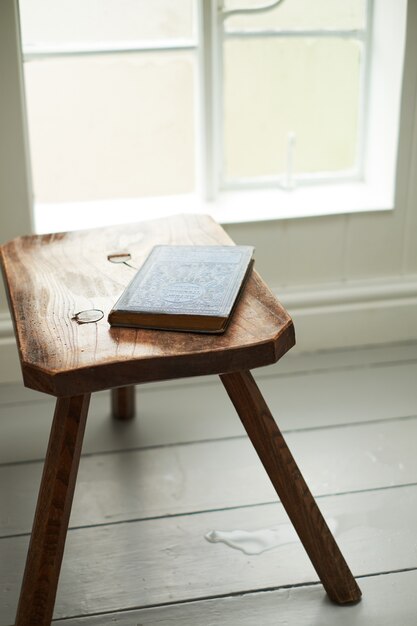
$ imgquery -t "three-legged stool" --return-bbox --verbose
[0,214,361,625]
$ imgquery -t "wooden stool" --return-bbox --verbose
[0,214,361,625]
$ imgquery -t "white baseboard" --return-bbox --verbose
[1,274,417,386]
[279,275,417,352]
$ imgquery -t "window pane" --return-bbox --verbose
[24,52,195,202]
[19,0,194,47]
[224,0,366,32]
[223,37,361,180]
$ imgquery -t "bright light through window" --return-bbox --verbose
[19,0,372,207]
[221,0,368,188]
[19,0,197,204]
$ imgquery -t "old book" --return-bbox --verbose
[108,244,254,333]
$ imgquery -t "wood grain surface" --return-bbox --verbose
[14,394,90,626]
[111,386,136,420]
[220,370,362,604]
[0,214,294,396]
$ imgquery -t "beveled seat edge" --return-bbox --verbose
[20,319,295,397]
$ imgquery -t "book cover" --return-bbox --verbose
[108,244,254,333]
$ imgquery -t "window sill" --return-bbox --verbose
[33,179,394,234]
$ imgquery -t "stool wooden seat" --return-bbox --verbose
[0,214,361,625]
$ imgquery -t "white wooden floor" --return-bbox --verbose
[1,342,417,625]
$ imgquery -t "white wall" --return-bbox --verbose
[0,1,33,244]
[0,0,33,383]
[1,0,417,385]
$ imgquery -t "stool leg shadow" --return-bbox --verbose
[220,370,362,605]
[15,394,91,626]
[111,386,136,420]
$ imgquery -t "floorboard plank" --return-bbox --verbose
[1,361,416,464]
[2,344,417,625]
[2,417,417,537]
[54,569,417,626]
[1,485,417,624]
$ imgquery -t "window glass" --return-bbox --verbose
[19,0,194,47]
[224,0,366,31]
[223,37,361,179]
[24,52,195,202]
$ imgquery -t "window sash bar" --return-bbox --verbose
[224,29,366,39]
[356,0,374,180]
[22,39,197,61]
[197,0,222,201]
[222,167,361,191]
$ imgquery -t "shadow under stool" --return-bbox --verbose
[0,213,361,625]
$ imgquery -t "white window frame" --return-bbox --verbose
[195,0,406,222]
[22,0,407,233]
[204,0,372,195]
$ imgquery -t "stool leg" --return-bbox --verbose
[220,370,361,605]
[15,394,90,626]
[111,386,136,420]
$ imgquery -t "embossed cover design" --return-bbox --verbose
[108,245,254,333]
